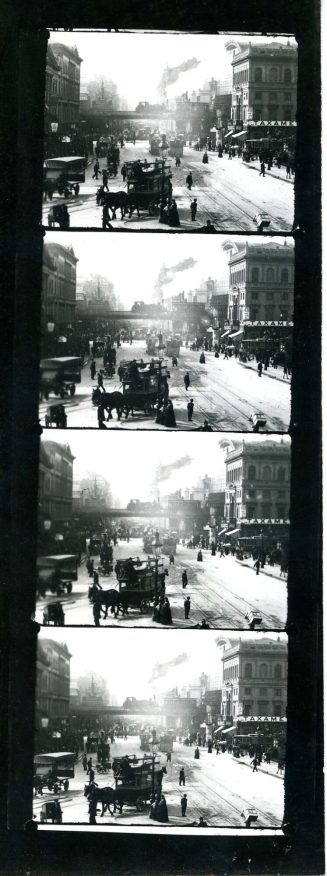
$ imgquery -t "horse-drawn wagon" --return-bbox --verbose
[115,556,166,613]
[92,359,170,421]
[125,158,173,215]
[84,756,166,815]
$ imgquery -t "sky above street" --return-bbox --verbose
[49,31,296,108]
[39,628,287,701]
[44,233,290,306]
[41,433,290,506]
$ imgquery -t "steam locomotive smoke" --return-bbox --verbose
[149,653,189,682]
[154,455,192,483]
[158,58,201,97]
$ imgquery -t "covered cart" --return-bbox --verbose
[120,359,170,416]
[34,752,75,796]
[37,554,79,598]
[113,757,164,811]
[40,357,81,401]
[43,156,85,198]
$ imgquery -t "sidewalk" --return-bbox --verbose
[233,755,284,780]
[238,360,291,384]
[236,558,285,581]
[242,158,294,185]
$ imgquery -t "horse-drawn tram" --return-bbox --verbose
[125,158,173,215]
[92,359,170,421]
[115,556,166,614]
[85,756,166,815]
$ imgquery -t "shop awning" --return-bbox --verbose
[217,528,227,537]
[220,330,231,339]
[232,130,246,139]
[224,131,234,139]
[221,726,236,735]
[227,528,240,536]
[229,330,244,339]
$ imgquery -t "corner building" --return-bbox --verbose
[221,637,288,720]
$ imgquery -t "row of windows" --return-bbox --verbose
[223,663,283,680]
[252,107,293,121]
[254,92,294,102]
[247,489,286,499]
[250,291,289,300]
[244,687,282,696]
[247,465,288,482]
[246,306,290,321]
[245,504,287,518]
[251,266,291,283]
[230,269,246,285]
[253,67,294,84]
[242,704,284,717]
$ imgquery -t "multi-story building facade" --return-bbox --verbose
[50,43,82,131]
[227,39,297,143]
[221,637,287,720]
[224,439,290,523]
[222,240,294,351]
[40,441,75,524]
[35,638,72,729]
[42,242,78,330]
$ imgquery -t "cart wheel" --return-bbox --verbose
[140,600,150,614]
[48,218,52,227]
[66,581,72,594]
[74,184,80,196]
[65,780,69,790]
[108,802,116,816]
[59,387,65,399]
[45,416,50,427]
[136,797,145,811]
[40,813,45,823]
[70,384,76,397]
[64,188,70,199]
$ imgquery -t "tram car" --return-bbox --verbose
[165,337,181,358]
[120,359,170,416]
[162,534,178,557]
[115,556,166,614]
[168,138,184,158]
[125,159,173,215]
[158,733,174,754]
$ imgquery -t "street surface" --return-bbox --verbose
[35,537,287,629]
[39,340,291,431]
[42,142,294,232]
[33,736,284,828]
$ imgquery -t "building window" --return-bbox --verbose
[244,663,253,678]
[277,467,286,482]
[248,465,256,480]
[277,505,286,518]
[265,305,275,320]
[274,664,282,679]
[262,489,271,499]
[251,267,259,283]
[284,92,292,102]
[244,687,252,695]
[262,503,272,517]
[254,68,263,83]
[283,108,293,121]
[266,267,274,282]
[269,67,278,83]
[250,307,259,320]
[254,92,262,101]
[253,108,262,121]
[259,663,268,679]
[248,490,255,498]
[247,506,255,518]
[263,466,272,481]
[277,490,285,499]
[273,703,282,717]
[260,688,267,696]
[284,68,292,84]
[258,701,269,716]
[274,688,282,696]
[281,268,289,283]
[266,292,274,301]
[252,291,259,300]
[243,703,253,717]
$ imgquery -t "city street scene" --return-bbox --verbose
[35,432,289,629]
[33,629,287,831]
[39,233,293,431]
[43,31,297,231]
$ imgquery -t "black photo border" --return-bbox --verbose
[1,0,323,873]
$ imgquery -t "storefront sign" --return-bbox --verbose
[242,518,290,525]
[243,320,293,327]
[247,120,297,127]
[238,716,286,723]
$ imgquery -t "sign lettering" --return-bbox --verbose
[243,320,293,327]
[247,120,297,127]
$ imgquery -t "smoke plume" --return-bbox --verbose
[149,653,189,683]
[158,59,201,97]
[154,455,192,484]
